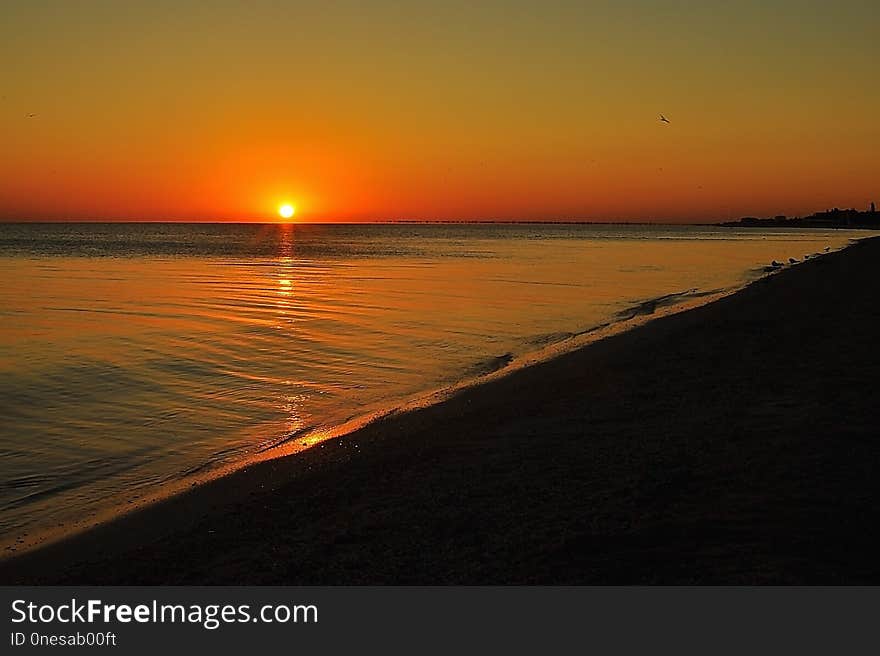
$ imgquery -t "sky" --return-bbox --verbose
[1,0,878,222]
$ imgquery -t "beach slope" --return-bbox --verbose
[4,237,880,584]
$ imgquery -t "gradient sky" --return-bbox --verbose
[1,0,877,222]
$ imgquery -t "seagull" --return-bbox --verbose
[659,114,670,124]
[25,113,36,118]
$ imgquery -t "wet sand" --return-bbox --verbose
[3,236,880,584]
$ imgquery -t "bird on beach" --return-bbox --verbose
[659,114,670,124]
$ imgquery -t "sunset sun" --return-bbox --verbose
[278,204,295,220]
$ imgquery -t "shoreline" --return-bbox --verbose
[3,236,879,583]
[0,256,783,559]
[0,277,742,559]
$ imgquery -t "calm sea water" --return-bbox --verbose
[0,223,862,550]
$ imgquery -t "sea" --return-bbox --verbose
[0,222,864,552]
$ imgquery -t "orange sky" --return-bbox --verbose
[1,1,878,222]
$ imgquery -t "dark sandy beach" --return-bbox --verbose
[3,236,879,584]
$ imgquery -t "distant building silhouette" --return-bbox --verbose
[721,205,880,229]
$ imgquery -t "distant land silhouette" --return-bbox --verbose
[721,203,879,229]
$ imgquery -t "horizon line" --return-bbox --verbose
[2,204,872,225]
[0,218,723,226]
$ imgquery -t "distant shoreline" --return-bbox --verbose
[719,206,880,230]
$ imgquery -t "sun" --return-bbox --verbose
[278,203,295,220]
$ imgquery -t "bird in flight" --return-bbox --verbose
[659,114,670,124]
[25,113,36,118]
